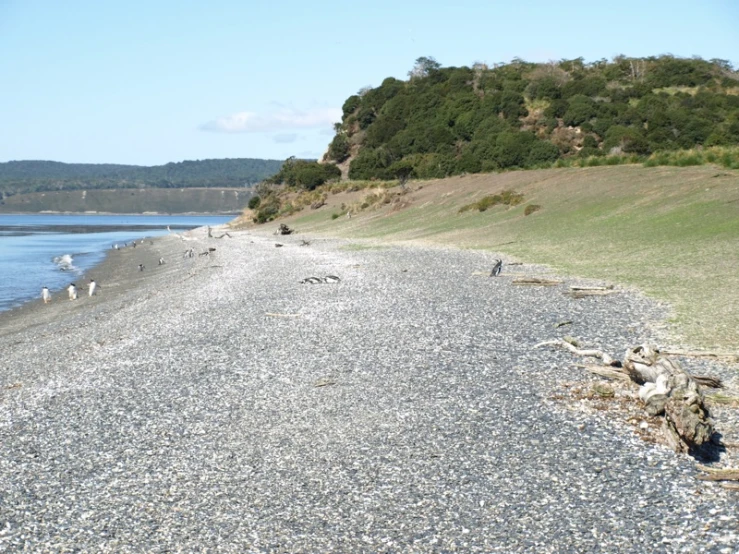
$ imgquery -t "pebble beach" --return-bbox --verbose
[0,225,737,553]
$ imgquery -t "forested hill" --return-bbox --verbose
[322,55,739,180]
[0,158,283,194]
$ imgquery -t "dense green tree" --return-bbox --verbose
[327,134,351,163]
[317,55,739,181]
[409,56,442,79]
[267,158,340,190]
[493,131,537,168]
[563,95,598,126]
[527,76,562,100]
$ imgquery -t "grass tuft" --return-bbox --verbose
[459,190,524,213]
[524,204,542,216]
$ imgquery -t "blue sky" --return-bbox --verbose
[1,0,737,166]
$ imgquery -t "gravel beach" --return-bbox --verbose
[0,226,737,553]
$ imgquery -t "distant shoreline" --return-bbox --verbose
[0,231,188,338]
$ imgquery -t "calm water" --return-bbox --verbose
[0,214,232,313]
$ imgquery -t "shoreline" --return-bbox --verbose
[1,226,738,551]
[0,227,207,338]
[0,215,235,324]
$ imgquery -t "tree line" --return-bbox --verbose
[313,55,739,181]
[0,158,284,195]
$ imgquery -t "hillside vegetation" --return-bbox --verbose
[0,187,249,214]
[0,158,283,196]
[313,55,739,181]
[241,165,739,351]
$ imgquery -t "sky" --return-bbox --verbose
[1,0,738,166]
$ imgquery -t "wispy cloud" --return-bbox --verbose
[200,107,341,133]
[273,133,299,143]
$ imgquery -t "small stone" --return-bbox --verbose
[593,383,615,398]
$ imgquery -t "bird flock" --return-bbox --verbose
[41,279,98,304]
[40,236,170,305]
[41,228,223,305]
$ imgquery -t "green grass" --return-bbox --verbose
[285,165,739,350]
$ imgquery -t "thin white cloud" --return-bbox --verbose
[200,107,341,133]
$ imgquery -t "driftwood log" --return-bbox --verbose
[512,277,562,286]
[623,345,715,451]
[538,340,722,453]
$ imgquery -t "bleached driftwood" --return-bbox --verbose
[535,339,618,366]
[565,289,619,299]
[275,223,294,235]
[539,340,722,453]
[695,464,739,482]
[513,277,562,286]
[576,363,632,382]
[623,345,714,451]
[660,349,739,362]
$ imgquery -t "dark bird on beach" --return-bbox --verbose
[138,264,145,272]
[490,259,503,277]
[323,275,341,284]
[88,279,97,297]
[300,277,323,284]
[158,257,165,265]
[42,286,51,304]
[67,283,78,300]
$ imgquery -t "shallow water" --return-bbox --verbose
[0,214,232,312]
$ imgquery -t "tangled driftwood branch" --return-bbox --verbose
[534,339,618,366]
[538,340,723,453]
[623,345,716,451]
[275,224,294,235]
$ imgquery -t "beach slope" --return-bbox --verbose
[0,227,737,552]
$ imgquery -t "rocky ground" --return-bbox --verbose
[0,226,737,553]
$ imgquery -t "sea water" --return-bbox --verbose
[0,214,233,313]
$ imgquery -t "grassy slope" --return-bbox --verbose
[276,165,739,350]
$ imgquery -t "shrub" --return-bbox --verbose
[342,95,361,118]
[248,195,261,210]
[562,95,598,126]
[267,158,341,190]
[253,202,279,224]
[458,190,524,213]
[524,204,542,216]
[527,140,560,166]
[327,134,351,163]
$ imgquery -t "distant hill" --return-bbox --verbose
[0,158,284,195]
[320,55,739,180]
[0,188,250,214]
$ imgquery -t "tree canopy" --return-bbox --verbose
[320,55,739,180]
